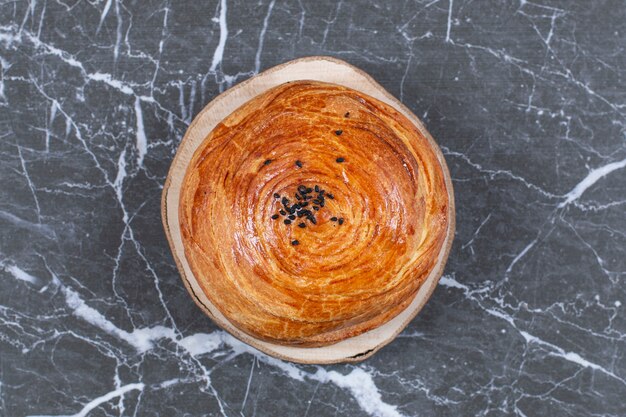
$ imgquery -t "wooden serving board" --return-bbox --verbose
[161,56,455,364]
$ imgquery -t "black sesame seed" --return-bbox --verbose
[330,217,337,222]
[344,112,350,118]
[319,201,325,207]
[291,240,299,245]
[274,193,280,199]
[336,157,345,163]
[305,187,313,193]
[295,193,302,200]
[309,216,317,225]
[271,214,279,220]
[288,214,295,220]
[304,195,313,200]
[298,185,307,193]
[264,159,272,165]
[282,197,289,205]
[315,185,320,192]
[313,206,319,211]
[300,201,309,207]
[327,194,334,199]
[298,222,306,228]
[284,219,292,225]
[295,160,303,168]
[335,130,343,136]
[338,218,344,225]
[279,210,286,216]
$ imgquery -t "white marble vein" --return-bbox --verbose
[558,157,626,208]
[209,0,228,72]
[445,0,453,43]
[3,264,41,285]
[134,97,147,168]
[28,383,145,417]
[440,276,626,386]
[254,0,276,74]
[6,268,404,417]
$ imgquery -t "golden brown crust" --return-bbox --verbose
[179,81,449,346]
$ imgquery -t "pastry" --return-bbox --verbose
[179,80,450,346]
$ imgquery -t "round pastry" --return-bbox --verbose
[179,80,450,347]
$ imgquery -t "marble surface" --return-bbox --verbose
[1,0,625,415]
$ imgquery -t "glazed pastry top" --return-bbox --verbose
[179,81,450,346]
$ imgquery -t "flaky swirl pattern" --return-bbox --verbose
[180,81,449,346]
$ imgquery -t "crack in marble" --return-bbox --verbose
[442,146,560,199]
[439,276,626,387]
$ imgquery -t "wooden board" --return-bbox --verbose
[161,56,456,364]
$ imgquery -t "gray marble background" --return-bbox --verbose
[1,0,625,416]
